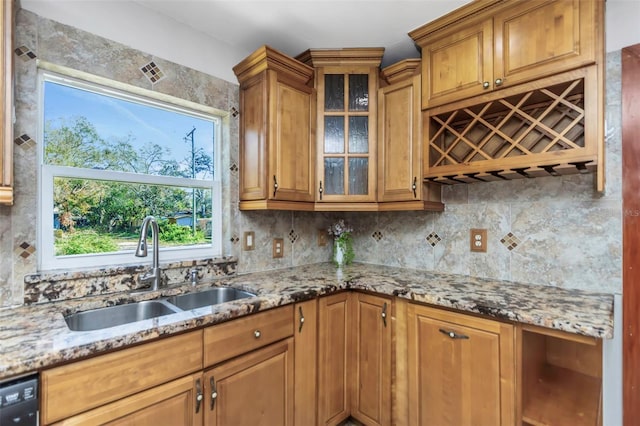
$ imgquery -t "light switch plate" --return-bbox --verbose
[470,228,487,252]
[243,231,255,251]
[272,238,284,258]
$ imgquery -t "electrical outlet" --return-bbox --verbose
[272,238,284,258]
[470,228,487,252]
[243,231,255,251]
[317,229,328,247]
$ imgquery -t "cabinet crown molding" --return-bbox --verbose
[380,58,420,85]
[296,47,384,67]
[233,44,313,84]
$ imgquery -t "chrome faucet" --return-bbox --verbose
[135,216,161,291]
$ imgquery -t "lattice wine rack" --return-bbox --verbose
[424,67,601,186]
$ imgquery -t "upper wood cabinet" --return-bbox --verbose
[233,46,316,211]
[297,48,382,207]
[411,0,603,109]
[0,0,13,205]
[377,59,443,211]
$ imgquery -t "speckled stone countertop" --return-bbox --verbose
[0,262,614,380]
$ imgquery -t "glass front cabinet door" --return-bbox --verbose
[298,49,384,204]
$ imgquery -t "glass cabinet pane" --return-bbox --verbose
[325,74,344,111]
[324,158,345,195]
[324,117,345,153]
[349,74,368,111]
[349,158,368,195]
[348,116,368,153]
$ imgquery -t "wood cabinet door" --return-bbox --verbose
[494,0,599,89]
[294,299,318,426]
[420,18,493,109]
[377,73,421,202]
[54,374,203,426]
[0,0,12,205]
[351,293,392,426]
[315,67,378,203]
[318,292,351,426]
[407,304,515,426]
[239,71,268,201]
[203,338,294,426]
[268,70,316,202]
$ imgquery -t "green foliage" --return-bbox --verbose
[334,232,355,267]
[158,221,206,244]
[55,230,119,255]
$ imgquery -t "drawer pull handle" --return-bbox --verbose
[210,377,218,410]
[483,81,490,89]
[298,306,305,333]
[195,378,203,413]
[254,330,261,338]
[439,328,469,340]
[495,78,504,87]
[412,177,417,198]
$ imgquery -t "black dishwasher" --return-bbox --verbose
[0,374,38,425]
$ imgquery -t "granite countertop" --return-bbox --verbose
[0,262,614,380]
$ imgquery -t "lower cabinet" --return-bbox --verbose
[51,374,203,425]
[407,303,516,426]
[203,338,294,426]
[318,292,351,426]
[40,295,604,426]
[350,293,392,426]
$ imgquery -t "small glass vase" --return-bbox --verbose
[333,233,354,267]
[334,240,345,267]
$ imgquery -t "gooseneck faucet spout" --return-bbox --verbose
[135,215,161,291]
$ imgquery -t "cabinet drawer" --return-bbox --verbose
[41,331,203,424]
[204,306,293,367]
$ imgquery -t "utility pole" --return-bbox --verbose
[184,127,196,234]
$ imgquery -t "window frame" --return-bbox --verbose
[37,68,223,271]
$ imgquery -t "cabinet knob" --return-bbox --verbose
[254,330,261,338]
[494,78,504,87]
[482,81,490,89]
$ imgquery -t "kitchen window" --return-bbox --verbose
[38,70,222,270]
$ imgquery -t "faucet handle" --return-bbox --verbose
[190,268,199,286]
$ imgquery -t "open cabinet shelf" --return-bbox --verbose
[424,66,602,189]
[521,326,602,426]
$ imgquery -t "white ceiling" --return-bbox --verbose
[132,0,471,67]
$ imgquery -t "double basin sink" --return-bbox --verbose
[64,287,255,332]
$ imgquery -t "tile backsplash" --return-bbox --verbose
[0,9,622,308]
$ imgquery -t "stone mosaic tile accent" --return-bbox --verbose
[229,162,238,173]
[288,229,298,244]
[230,106,239,117]
[15,242,35,259]
[14,45,36,61]
[230,235,240,244]
[140,61,165,83]
[501,232,521,251]
[426,232,441,247]
[372,231,383,242]
[23,257,237,304]
[14,134,36,149]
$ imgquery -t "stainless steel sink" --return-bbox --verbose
[64,300,181,331]
[165,287,255,310]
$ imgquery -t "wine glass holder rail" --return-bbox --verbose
[423,67,601,186]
